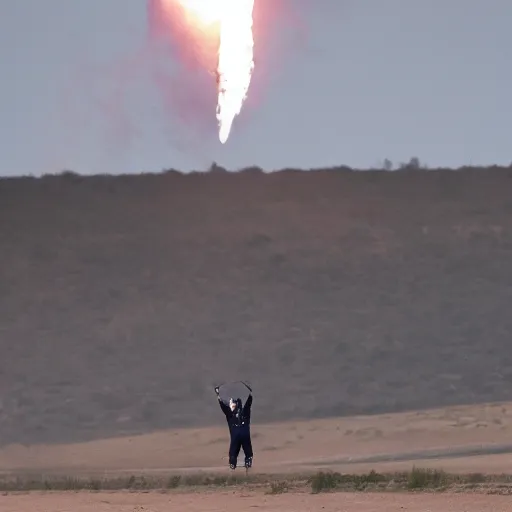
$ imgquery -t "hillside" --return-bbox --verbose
[1,165,512,446]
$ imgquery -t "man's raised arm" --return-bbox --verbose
[215,386,230,415]
[243,393,252,413]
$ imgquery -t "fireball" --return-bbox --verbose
[153,0,255,143]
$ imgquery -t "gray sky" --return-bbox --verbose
[1,1,510,176]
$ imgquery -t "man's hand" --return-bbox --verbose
[214,386,220,395]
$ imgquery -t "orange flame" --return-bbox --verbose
[157,0,255,143]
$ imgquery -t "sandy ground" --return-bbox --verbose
[2,401,512,476]
[2,403,512,510]
[1,489,511,512]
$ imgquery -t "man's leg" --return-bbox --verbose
[241,431,253,468]
[228,433,242,469]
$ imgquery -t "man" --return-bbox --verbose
[215,383,253,470]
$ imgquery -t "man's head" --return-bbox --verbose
[229,398,242,412]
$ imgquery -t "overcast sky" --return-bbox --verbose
[0,0,510,176]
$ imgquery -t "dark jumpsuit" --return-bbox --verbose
[219,395,253,468]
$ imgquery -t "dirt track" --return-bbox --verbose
[2,489,511,512]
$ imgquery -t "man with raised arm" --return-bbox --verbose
[215,382,253,470]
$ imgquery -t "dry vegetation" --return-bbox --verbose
[1,164,512,448]
[1,467,512,494]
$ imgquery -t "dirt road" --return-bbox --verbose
[1,489,510,512]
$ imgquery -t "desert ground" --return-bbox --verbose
[2,401,512,475]
[2,489,511,512]
[2,402,512,510]
[2,166,512,508]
